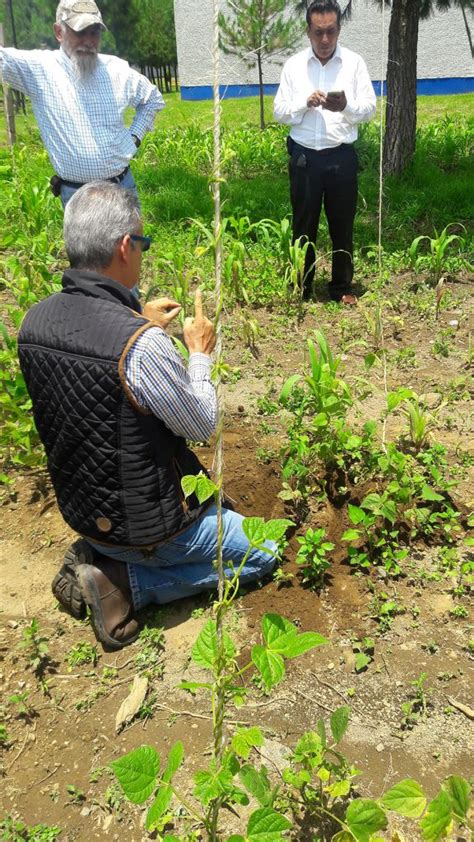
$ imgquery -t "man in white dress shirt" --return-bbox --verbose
[0,0,164,206]
[274,0,376,304]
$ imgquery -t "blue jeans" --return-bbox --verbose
[88,506,277,611]
[60,168,139,207]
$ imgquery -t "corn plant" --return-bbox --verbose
[408,223,472,281]
[403,397,436,452]
[284,237,314,319]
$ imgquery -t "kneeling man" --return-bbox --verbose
[18,183,276,649]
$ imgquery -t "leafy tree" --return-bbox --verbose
[219,0,303,129]
[342,0,474,174]
[131,0,177,69]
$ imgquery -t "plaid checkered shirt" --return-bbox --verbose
[0,46,164,182]
[125,329,217,443]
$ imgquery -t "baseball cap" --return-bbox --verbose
[56,0,107,32]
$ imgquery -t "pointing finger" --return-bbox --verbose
[194,288,203,321]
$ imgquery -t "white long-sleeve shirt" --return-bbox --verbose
[273,44,376,150]
[0,46,164,181]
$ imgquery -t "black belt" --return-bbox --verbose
[59,166,130,190]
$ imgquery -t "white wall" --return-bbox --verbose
[174,1,473,91]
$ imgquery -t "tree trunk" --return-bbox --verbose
[257,52,265,130]
[383,0,421,176]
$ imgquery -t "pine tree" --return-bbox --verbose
[219,0,303,129]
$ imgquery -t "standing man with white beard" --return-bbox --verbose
[0,0,164,206]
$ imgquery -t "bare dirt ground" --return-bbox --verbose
[1,274,473,840]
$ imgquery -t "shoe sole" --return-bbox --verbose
[76,563,140,651]
[51,540,93,620]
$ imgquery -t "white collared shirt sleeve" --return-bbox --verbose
[127,67,165,140]
[0,47,41,96]
[273,62,309,125]
[124,327,217,442]
[343,55,376,125]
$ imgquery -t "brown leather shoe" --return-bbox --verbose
[340,294,358,306]
[76,558,139,650]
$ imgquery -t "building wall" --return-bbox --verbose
[174,1,474,99]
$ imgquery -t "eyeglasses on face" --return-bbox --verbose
[130,234,152,252]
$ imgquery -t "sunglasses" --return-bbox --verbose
[130,234,152,252]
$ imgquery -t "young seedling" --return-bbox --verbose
[66,641,99,668]
[19,618,50,680]
[295,527,334,589]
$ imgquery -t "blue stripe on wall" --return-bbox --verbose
[180,77,473,100]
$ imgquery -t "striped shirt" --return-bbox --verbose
[124,328,217,442]
[0,46,164,181]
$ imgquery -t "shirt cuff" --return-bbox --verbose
[188,353,212,379]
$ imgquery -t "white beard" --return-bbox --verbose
[71,49,98,79]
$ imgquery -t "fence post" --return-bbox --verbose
[0,22,16,146]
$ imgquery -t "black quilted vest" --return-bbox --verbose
[18,269,209,548]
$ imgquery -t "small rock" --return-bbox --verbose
[7,621,18,629]
[449,320,459,328]
[102,815,113,832]
[376,743,385,753]
[80,807,91,818]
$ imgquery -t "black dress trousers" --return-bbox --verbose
[288,141,359,301]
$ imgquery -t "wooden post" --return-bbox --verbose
[0,22,16,145]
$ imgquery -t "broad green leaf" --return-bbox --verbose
[330,706,351,744]
[261,614,327,657]
[247,806,292,841]
[162,741,184,783]
[328,779,351,798]
[251,645,285,690]
[355,652,371,673]
[342,528,361,542]
[279,373,301,403]
[387,388,414,412]
[348,504,366,525]
[232,727,264,760]
[261,518,295,543]
[239,764,273,806]
[332,833,353,842]
[163,836,181,842]
[262,613,295,648]
[194,764,234,805]
[243,517,267,547]
[146,784,173,830]
[191,619,235,670]
[316,717,327,748]
[195,474,218,504]
[345,798,388,842]
[181,475,197,498]
[420,790,452,841]
[443,775,470,820]
[227,836,245,842]
[294,731,323,766]
[421,485,444,502]
[381,779,426,818]
[111,745,159,804]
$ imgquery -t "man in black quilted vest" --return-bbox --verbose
[18,182,277,650]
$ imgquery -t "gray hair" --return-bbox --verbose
[63,182,141,270]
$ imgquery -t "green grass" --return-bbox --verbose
[2,91,473,144]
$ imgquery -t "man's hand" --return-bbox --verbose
[143,297,181,329]
[183,289,216,356]
[323,91,347,112]
[307,90,327,108]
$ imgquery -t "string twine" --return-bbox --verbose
[209,0,227,836]
[378,1,389,451]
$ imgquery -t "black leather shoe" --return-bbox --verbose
[51,539,94,619]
